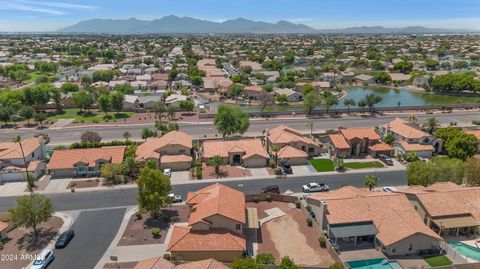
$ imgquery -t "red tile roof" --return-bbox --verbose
[0,138,41,160]
[340,128,380,141]
[329,134,350,149]
[167,226,246,252]
[136,131,192,161]
[48,147,125,170]
[202,139,269,160]
[186,183,246,225]
[268,125,320,147]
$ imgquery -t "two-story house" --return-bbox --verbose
[136,131,193,171]
[0,137,46,182]
[167,183,248,262]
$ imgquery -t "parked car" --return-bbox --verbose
[260,185,280,194]
[168,193,182,203]
[279,162,293,174]
[378,154,394,166]
[302,182,329,193]
[163,168,172,177]
[383,187,397,192]
[55,230,74,249]
[30,249,54,269]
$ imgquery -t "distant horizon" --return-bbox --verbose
[0,0,479,32]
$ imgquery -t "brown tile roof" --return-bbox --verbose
[409,186,480,219]
[329,134,350,149]
[368,142,394,152]
[134,257,175,269]
[175,259,229,269]
[268,125,320,147]
[385,118,430,139]
[136,131,192,161]
[47,147,125,170]
[186,183,246,225]
[309,186,441,246]
[340,128,380,141]
[0,138,41,160]
[160,154,192,163]
[277,145,308,159]
[398,141,434,152]
[202,139,269,160]
[167,226,246,252]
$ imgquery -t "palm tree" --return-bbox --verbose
[271,145,281,167]
[408,114,417,124]
[358,100,367,114]
[363,94,383,114]
[422,117,440,134]
[364,175,379,191]
[343,99,356,113]
[13,136,34,192]
[122,156,142,181]
[305,122,314,138]
[123,131,131,141]
[207,155,225,175]
[154,102,166,122]
[397,101,401,111]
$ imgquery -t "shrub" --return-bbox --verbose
[255,253,275,265]
[265,194,272,202]
[151,227,161,238]
[163,253,171,260]
[472,120,480,125]
[195,166,202,179]
[253,196,259,203]
[273,168,283,175]
[318,236,326,247]
[294,199,301,209]
[135,212,142,220]
[329,263,345,269]
[306,218,313,227]
[0,242,4,250]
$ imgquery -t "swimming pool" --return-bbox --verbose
[448,241,480,261]
[347,259,403,269]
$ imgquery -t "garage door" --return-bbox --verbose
[244,156,267,168]
[161,161,191,171]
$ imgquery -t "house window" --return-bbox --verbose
[88,167,95,171]
[180,150,186,154]
[408,244,413,251]
[77,166,85,172]
[31,152,35,158]
[392,248,396,253]
[235,224,241,230]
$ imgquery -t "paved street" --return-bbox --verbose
[0,170,406,212]
[0,111,478,144]
[50,208,126,269]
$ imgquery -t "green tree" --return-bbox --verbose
[256,253,275,265]
[364,175,378,191]
[9,194,54,240]
[123,156,143,181]
[323,92,339,114]
[73,91,94,112]
[303,91,322,115]
[227,84,244,98]
[179,100,194,111]
[18,105,35,125]
[425,59,439,70]
[33,112,47,128]
[154,102,166,122]
[276,94,288,105]
[231,258,263,269]
[0,106,15,125]
[115,83,134,94]
[137,167,172,217]
[61,82,79,93]
[110,92,124,114]
[207,155,226,175]
[343,99,356,113]
[98,94,111,115]
[279,256,302,269]
[100,163,123,184]
[214,105,250,138]
[141,128,156,141]
[302,83,316,96]
[271,145,280,167]
[422,117,440,134]
[362,93,383,113]
[464,157,480,186]
[393,61,413,74]
[50,88,62,110]
[374,72,391,84]
[444,132,478,160]
[407,157,464,186]
[383,134,395,145]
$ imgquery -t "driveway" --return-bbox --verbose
[292,165,315,175]
[170,171,190,184]
[49,208,126,269]
[250,168,269,177]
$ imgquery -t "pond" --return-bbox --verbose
[230,87,480,113]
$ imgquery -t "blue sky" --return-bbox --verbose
[0,0,479,31]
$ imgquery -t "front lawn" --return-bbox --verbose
[47,108,133,123]
[344,161,384,169]
[424,255,453,267]
[309,159,334,172]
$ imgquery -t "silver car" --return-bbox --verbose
[30,249,54,269]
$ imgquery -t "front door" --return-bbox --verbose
[232,154,241,166]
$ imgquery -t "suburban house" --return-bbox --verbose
[397,183,480,237]
[273,88,303,102]
[47,147,125,178]
[242,85,263,100]
[136,131,193,171]
[328,128,394,158]
[167,184,250,262]
[354,74,375,84]
[267,125,322,161]
[307,186,442,256]
[380,118,442,158]
[0,137,46,182]
[239,60,262,72]
[134,257,228,269]
[201,139,269,168]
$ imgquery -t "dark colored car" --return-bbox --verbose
[279,162,293,174]
[378,154,394,166]
[260,185,280,194]
[55,230,74,249]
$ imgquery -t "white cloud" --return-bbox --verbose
[0,0,99,16]
[0,1,65,14]
[20,0,98,10]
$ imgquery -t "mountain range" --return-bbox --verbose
[57,15,474,34]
